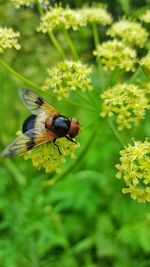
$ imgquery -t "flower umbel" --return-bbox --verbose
[139,53,150,76]
[0,27,21,53]
[107,19,148,47]
[38,6,86,33]
[93,39,136,71]
[116,140,150,203]
[11,0,49,9]
[24,137,80,173]
[80,5,112,25]
[100,83,149,130]
[42,60,93,100]
[140,10,150,23]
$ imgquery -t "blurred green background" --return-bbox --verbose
[0,1,150,267]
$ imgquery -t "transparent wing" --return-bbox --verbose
[0,128,57,157]
[19,88,59,116]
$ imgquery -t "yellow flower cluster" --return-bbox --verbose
[100,83,149,130]
[80,6,112,25]
[43,60,93,100]
[0,27,21,53]
[140,10,150,23]
[24,137,80,173]
[116,140,150,203]
[93,40,136,71]
[11,0,49,8]
[139,53,150,74]
[107,19,148,47]
[38,6,86,33]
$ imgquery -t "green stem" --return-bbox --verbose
[87,91,100,111]
[108,68,123,87]
[130,66,150,83]
[82,116,100,130]
[48,31,66,59]
[64,97,97,113]
[63,30,79,59]
[36,0,43,15]
[0,58,44,93]
[36,0,66,59]
[108,119,125,146]
[92,23,99,46]
[129,67,142,83]
[75,90,97,111]
[92,23,105,90]
[4,159,26,185]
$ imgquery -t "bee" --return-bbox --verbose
[1,88,80,157]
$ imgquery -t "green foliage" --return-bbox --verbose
[0,0,150,267]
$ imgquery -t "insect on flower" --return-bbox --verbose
[1,89,80,157]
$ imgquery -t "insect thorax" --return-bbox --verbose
[52,115,70,136]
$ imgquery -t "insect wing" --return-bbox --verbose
[0,129,57,157]
[19,88,59,116]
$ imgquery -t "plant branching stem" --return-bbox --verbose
[4,159,26,185]
[92,23,105,90]
[63,30,79,59]
[0,58,45,93]
[75,90,97,111]
[87,91,100,111]
[48,31,66,59]
[82,116,100,130]
[36,0,66,59]
[107,119,125,146]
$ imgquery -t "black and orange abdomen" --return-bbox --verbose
[22,115,37,133]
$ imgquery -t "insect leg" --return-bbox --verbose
[52,138,62,155]
[65,136,77,144]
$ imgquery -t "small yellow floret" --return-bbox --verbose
[93,39,136,72]
[116,140,150,203]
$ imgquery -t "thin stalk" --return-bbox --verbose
[108,119,125,147]
[63,30,79,59]
[75,90,97,111]
[129,67,142,83]
[92,23,105,90]
[4,159,26,185]
[36,0,43,15]
[0,58,44,93]
[63,97,97,113]
[36,0,66,59]
[92,23,99,45]
[87,91,100,111]
[108,68,123,87]
[82,116,100,130]
[48,31,66,59]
